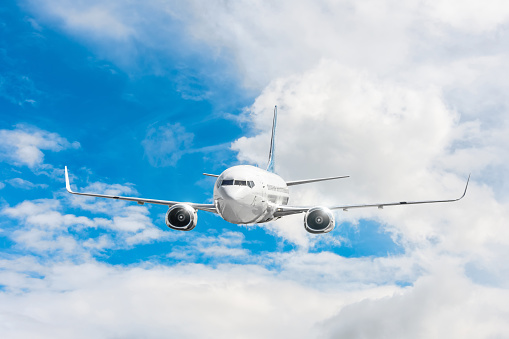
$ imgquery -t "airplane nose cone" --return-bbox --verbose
[220,186,247,201]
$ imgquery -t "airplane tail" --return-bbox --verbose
[266,106,277,173]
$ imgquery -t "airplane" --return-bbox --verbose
[65,106,470,234]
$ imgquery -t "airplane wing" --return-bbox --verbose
[274,175,470,217]
[65,167,218,214]
[286,175,350,186]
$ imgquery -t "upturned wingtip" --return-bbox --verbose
[460,174,470,200]
[64,166,73,193]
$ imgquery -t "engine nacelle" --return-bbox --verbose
[165,204,197,231]
[304,207,335,234]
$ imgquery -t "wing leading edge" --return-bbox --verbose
[286,175,350,186]
[65,167,217,214]
[274,175,470,217]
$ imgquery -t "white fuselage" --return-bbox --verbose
[213,165,289,224]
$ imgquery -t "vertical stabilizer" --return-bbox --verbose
[266,106,277,173]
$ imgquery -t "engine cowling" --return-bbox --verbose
[165,204,197,231]
[304,207,335,234]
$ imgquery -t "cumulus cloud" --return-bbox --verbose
[2,193,166,256]
[229,58,509,255]
[64,180,169,245]
[0,124,80,168]
[2,199,94,257]
[67,180,138,214]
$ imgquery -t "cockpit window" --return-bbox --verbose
[221,179,255,188]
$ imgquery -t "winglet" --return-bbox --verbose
[64,166,73,193]
[266,105,277,173]
[459,174,470,200]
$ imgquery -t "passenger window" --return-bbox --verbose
[222,180,234,186]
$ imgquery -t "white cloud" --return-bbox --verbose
[2,195,166,254]
[67,180,138,214]
[0,258,395,339]
[0,254,507,339]
[423,0,509,32]
[3,199,93,229]
[171,0,509,90]
[25,0,135,41]
[2,199,98,257]
[0,124,80,168]
[6,178,48,190]
[319,265,509,338]
[230,60,509,257]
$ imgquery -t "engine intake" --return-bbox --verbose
[166,204,197,231]
[304,207,335,234]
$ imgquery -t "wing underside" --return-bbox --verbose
[65,167,218,214]
[274,175,470,217]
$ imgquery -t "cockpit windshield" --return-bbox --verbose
[220,179,255,188]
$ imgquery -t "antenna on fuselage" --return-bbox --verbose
[266,105,277,173]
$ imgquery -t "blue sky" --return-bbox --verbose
[1,0,509,338]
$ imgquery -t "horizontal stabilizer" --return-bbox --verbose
[203,173,219,178]
[286,175,350,186]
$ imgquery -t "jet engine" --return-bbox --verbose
[166,204,197,231]
[304,207,335,234]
